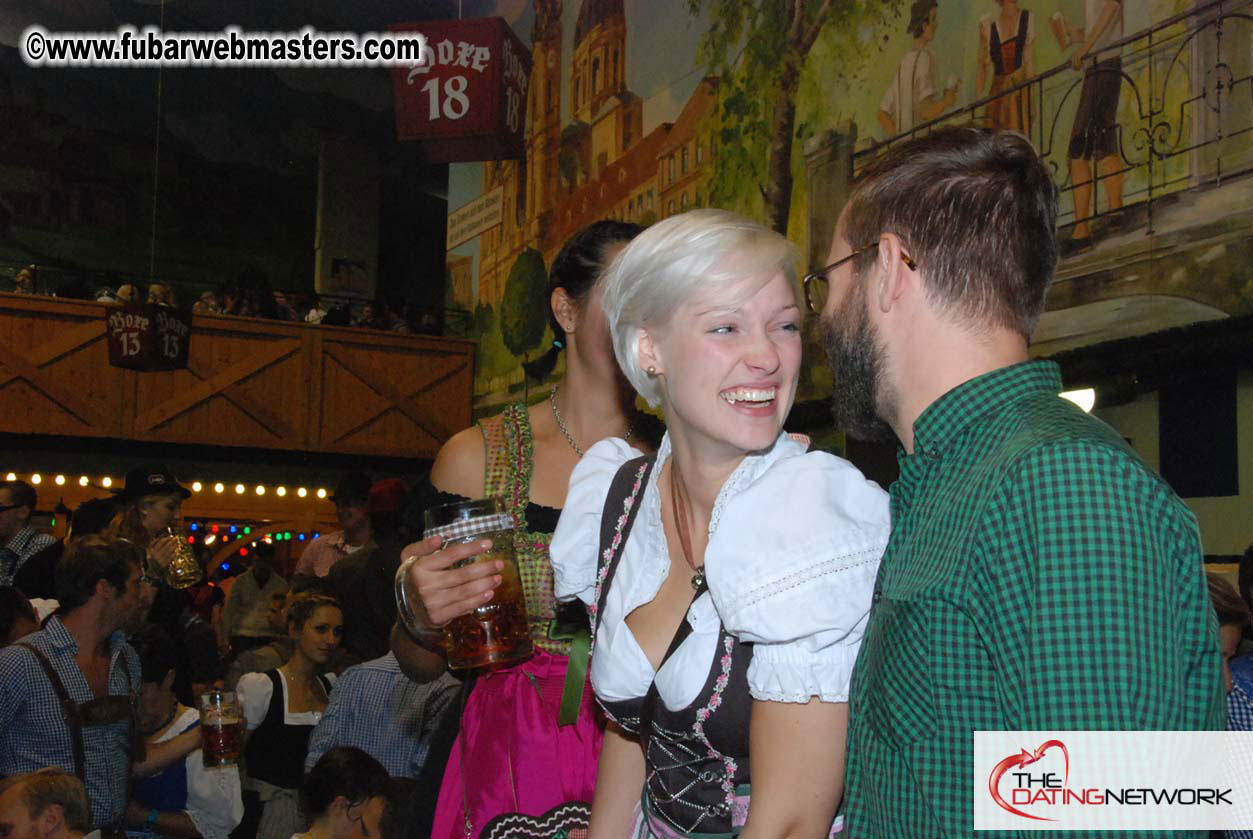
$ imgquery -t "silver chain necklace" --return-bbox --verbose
[549,384,633,456]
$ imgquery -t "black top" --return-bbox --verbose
[243,669,331,789]
[329,540,399,666]
[592,457,754,835]
[989,9,1031,75]
[408,473,562,536]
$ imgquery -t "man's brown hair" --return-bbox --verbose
[54,535,144,611]
[1208,572,1252,629]
[843,126,1059,340]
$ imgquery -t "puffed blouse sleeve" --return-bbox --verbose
[235,671,272,730]
[551,437,643,607]
[705,451,890,703]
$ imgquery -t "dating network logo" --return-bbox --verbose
[987,736,1233,823]
[976,731,1251,831]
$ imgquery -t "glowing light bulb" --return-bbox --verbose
[234,484,245,495]
[79,476,89,486]
[54,475,65,485]
[101,476,112,488]
[255,485,266,495]
[276,486,287,497]
[30,474,42,485]
[3,473,15,481]
[214,482,225,493]
[297,487,308,498]
[192,481,202,492]
[1060,388,1097,413]
[316,488,327,499]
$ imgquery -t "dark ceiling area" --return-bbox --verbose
[0,0,519,303]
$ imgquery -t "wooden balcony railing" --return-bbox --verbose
[0,293,475,460]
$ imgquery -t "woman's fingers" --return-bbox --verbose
[147,536,178,569]
[400,537,505,626]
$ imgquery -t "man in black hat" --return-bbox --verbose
[293,472,374,578]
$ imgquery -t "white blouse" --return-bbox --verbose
[550,433,890,711]
[153,707,244,839]
[236,670,337,730]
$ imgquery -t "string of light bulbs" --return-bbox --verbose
[2,472,329,499]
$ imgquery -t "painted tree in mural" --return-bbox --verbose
[500,248,548,359]
[691,0,900,234]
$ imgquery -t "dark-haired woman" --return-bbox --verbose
[128,625,243,839]
[295,747,389,839]
[397,221,647,839]
[236,594,344,839]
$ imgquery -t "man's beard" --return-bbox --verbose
[822,284,898,444]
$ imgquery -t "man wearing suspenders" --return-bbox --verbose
[0,537,147,838]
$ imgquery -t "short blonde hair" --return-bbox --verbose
[0,769,91,834]
[599,208,797,408]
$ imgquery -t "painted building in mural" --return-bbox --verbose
[476,0,718,309]
[453,0,1251,399]
[446,0,1252,556]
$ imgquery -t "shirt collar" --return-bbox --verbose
[44,614,130,657]
[910,360,1063,458]
[4,526,39,555]
[655,430,808,535]
[43,614,78,650]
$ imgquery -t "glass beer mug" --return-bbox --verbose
[163,526,202,589]
[199,688,244,768]
[401,498,533,670]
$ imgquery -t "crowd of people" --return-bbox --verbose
[2,126,1250,839]
[1,266,443,335]
[1,466,459,839]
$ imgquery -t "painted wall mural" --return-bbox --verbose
[447,0,1252,411]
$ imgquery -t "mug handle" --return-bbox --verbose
[393,555,446,645]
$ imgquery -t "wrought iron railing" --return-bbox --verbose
[854,0,1252,238]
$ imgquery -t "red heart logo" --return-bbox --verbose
[988,739,1070,821]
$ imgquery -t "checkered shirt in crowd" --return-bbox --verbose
[0,525,56,585]
[843,361,1226,839]
[0,615,140,829]
[304,651,459,778]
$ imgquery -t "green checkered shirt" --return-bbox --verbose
[843,361,1225,838]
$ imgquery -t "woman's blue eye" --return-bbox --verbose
[710,325,734,334]
[780,322,801,333]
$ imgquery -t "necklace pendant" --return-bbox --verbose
[690,570,705,591]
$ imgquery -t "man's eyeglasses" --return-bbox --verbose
[802,242,917,315]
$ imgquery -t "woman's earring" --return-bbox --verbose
[646,366,657,376]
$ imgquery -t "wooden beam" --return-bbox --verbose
[0,335,109,428]
[134,339,299,432]
[321,346,469,445]
[0,321,104,389]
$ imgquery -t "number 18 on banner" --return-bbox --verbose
[390,17,531,163]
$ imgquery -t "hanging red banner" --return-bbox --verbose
[390,17,531,162]
[105,303,192,371]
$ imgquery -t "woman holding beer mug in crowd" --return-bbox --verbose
[549,209,890,838]
[127,626,244,839]
[396,221,648,839]
[236,593,343,839]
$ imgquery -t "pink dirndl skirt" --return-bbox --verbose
[430,648,602,839]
